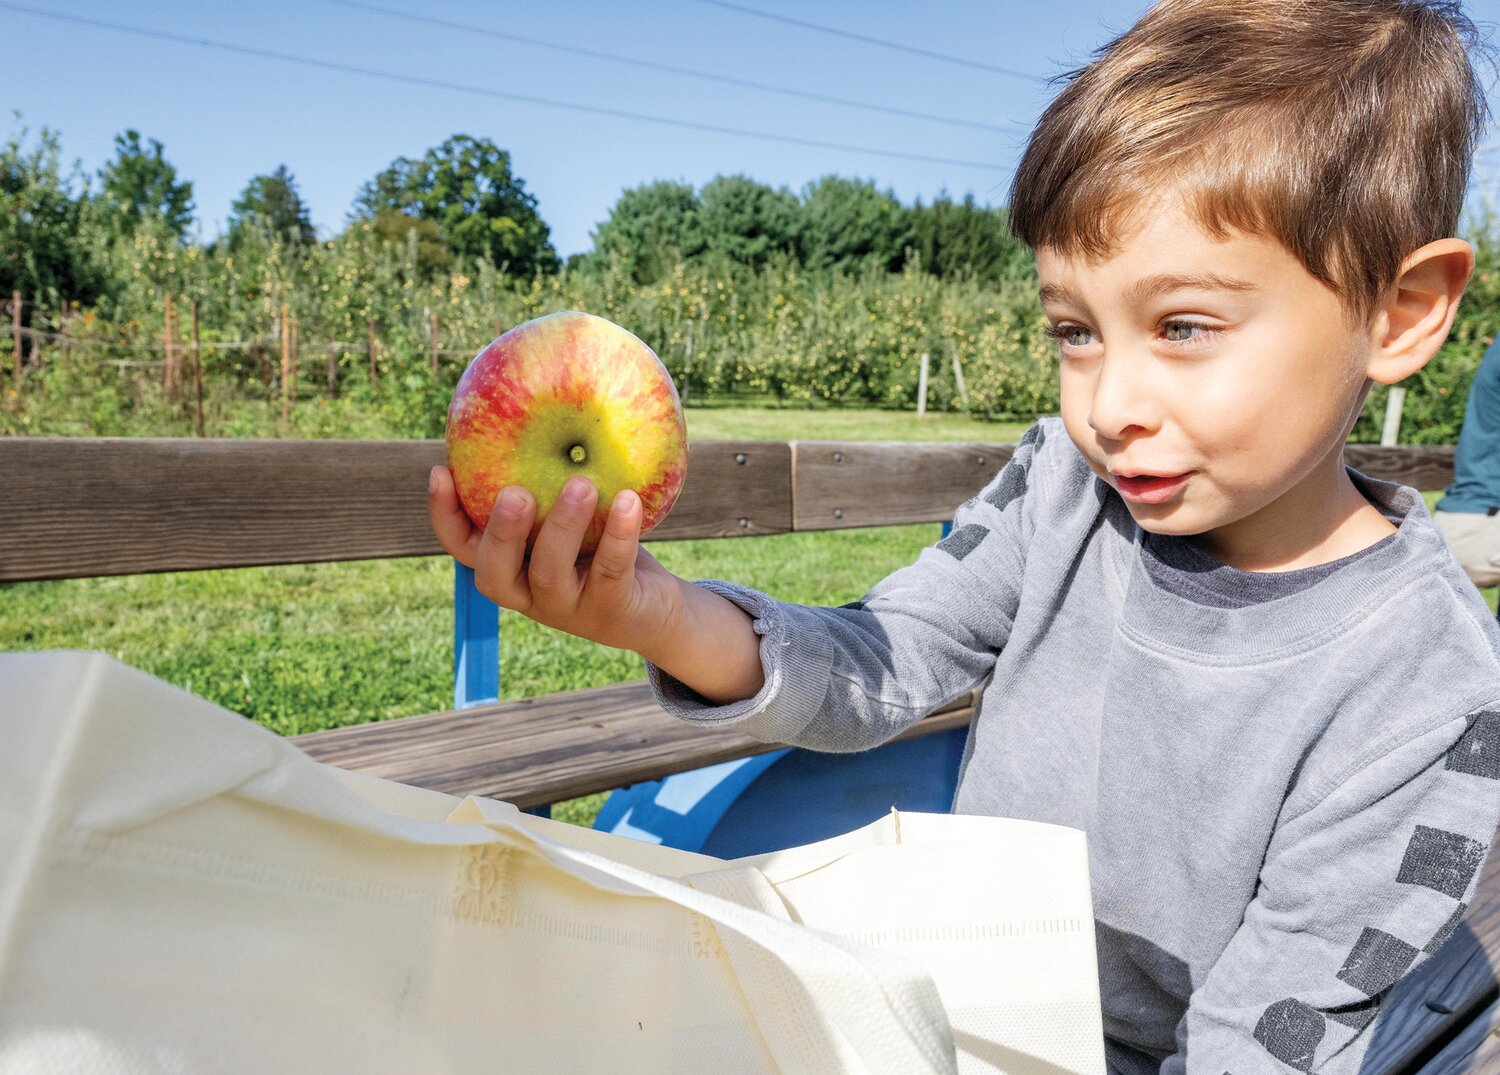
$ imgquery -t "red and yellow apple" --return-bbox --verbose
[445,310,688,556]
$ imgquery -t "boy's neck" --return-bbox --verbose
[1183,446,1397,573]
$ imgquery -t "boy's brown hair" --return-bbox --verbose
[1008,0,1492,326]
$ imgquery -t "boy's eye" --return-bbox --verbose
[1162,320,1216,344]
[1043,324,1094,348]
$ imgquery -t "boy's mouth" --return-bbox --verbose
[1112,471,1192,505]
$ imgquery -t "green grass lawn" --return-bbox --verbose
[682,405,1033,444]
[4,413,1494,828]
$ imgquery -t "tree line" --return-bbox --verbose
[2,120,1032,316]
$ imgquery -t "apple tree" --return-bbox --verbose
[352,135,558,279]
[0,121,108,310]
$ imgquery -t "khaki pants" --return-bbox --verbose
[1433,509,1500,588]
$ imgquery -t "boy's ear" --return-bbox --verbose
[1365,238,1474,385]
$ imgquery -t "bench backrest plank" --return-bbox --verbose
[0,437,789,581]
[0,437,1454,582]
[791,441,1013,531]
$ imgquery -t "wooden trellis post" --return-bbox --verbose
[12,290,21,388]
[950,347,969,406]
[163,294,178,401]
[191,300,205,437]
[280,302,291,426]
[290,315,299,410]
[60,300,72,369]
[327,335,338,399]
[917,351,931,419]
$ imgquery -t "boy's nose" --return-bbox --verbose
[1085,350,1161,442]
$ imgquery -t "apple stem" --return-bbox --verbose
[568,444,586,464]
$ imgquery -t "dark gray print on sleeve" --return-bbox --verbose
[935,523,988,561]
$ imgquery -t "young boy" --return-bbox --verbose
[429,0,1500,1069]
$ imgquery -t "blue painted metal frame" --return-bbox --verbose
[453,561,551,818]
[453,563,499,709]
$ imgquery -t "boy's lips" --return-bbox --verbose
[1112,470,1192,505]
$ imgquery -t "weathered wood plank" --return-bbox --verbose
[787,441,1455,533]
[293,679,978,809]
[1411,993,1500,1074]
[0,438,1457,582]
[0,438,790,582]
[652,440,792,541]
[1346,444,1455,494]
[791,440,1012,531]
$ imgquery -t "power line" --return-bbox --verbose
[0,2,1007,172]
[318,0,1024,135]
[691,0,1044,81]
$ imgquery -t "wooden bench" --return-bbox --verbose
[3,434,1494,1070]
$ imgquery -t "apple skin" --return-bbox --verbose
[445,310,688,556]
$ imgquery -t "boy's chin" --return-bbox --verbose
[1121,504,1208,537]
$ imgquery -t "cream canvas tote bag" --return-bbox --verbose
[0,651,1106,1075]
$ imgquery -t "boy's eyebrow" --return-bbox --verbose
[1039,272,1260,307]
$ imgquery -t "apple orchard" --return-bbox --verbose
[4,127,1498,445]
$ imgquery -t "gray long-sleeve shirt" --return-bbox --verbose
[644,417,1500,1074]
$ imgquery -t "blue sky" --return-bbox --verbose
[4,0,1499,258]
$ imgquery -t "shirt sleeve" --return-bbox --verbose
[1162,704,1500,1074]
[642,419,1055,752]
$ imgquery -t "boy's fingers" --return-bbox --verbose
[586,489,641,597]
[526,475,595,608]
[426,465,482,567]
[474,485,536,609]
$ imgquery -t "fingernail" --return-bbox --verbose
[613,490,635,514]
[563,476,591,504]
[499,488,525,519]
[428,466,440,494]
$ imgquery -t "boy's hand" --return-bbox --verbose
[427,465,686,657]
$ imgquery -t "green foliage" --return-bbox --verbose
[352,134,559,279]
[227,165,315,250]
[95,129,195,243]
[798,175,912,274]
[368,210,453,276]
[587,180,704,284]
[0,120,109,309]
[908,193,1033,285]
[697,174,801,272]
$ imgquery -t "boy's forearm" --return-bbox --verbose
[641,581,765,705]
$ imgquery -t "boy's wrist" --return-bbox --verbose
[639,578,766,706]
